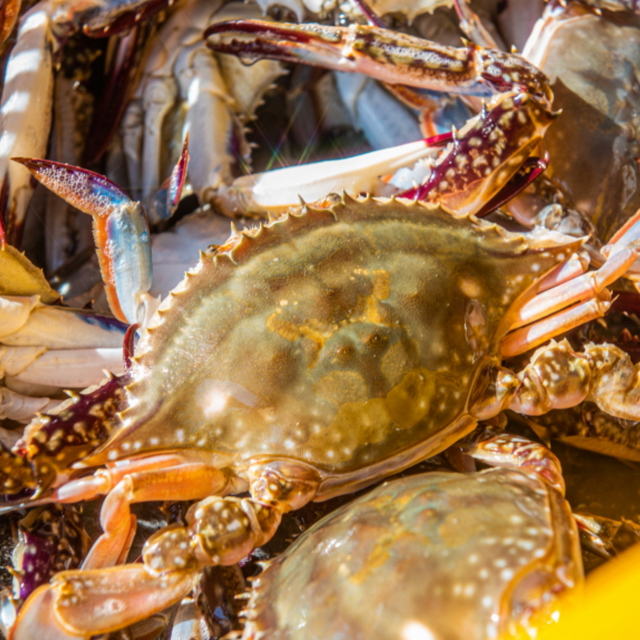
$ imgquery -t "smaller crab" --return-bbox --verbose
[242,430,594,640]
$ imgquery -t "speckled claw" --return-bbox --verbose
[10,565,196,640]
[0,440,36,496]
[13,505,88,602]
[12,158,152,325]
[205,20,552,102]
[0,372,125,505]
[404,95,554,216]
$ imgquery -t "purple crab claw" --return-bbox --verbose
[12,158,153,326]
[205,20,552,104]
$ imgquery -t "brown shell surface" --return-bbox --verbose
[532,8,640,242]
[244,469,582,640]
[86,198,579,484]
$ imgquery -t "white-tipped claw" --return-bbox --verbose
[214,138,440,216]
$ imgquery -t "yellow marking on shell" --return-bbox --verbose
[266,269,391,349]
[371,269,390,300]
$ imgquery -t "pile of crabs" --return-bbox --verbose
[1,0,640,637]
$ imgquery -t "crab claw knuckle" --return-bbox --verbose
[186,496,278,566]
[510,341,592,414]
[142,525,196,574]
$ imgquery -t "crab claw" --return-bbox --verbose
[10,565,196,639]
[206,20,552,103]
[215,136,449,216]
[147,136,189,223]
[11,158,152,325]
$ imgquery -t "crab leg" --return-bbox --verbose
[13,161,150,326]
[0,386,60,422]
[502,294,612,358]
[9,461,321,639]
[485,339,640,421]
[0,2,54,244]
[510,245,640,330]
[11,566,196,640]
[461,427,566,493]
[206,21,551,102]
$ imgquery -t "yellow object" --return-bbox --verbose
[536,543,640,640]
[0,243,58,302]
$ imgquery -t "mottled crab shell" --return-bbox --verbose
[82,197,579,495]
[243,469,582,640]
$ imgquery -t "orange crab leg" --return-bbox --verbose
[502,294,611,358]
[510,245,640,330]
[11,565,197,640]
[534,253,590,292]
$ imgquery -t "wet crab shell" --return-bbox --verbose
[78,196,579,496]
[243,468,582,640]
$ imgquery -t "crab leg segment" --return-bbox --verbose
[483,340,640,421]
[502,294,611,358]
[205,21,552,102]
[147,136,189,222]
[10,565,196,640]
[9,462,321,639]
[12,158,152,325]
[461,427,565,494]
[510,246,640,330]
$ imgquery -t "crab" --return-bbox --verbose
[243,427,640,640]
[205,0,640,252]
[0,136,640,636]
[117,0,285,221]
[242,429,584,640]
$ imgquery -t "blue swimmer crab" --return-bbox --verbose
[242,430,582,640]
[2,147,640,637]
[243,426,640,640]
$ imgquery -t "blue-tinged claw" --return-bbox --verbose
[147,136,189,223]
[12,158,152,325]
